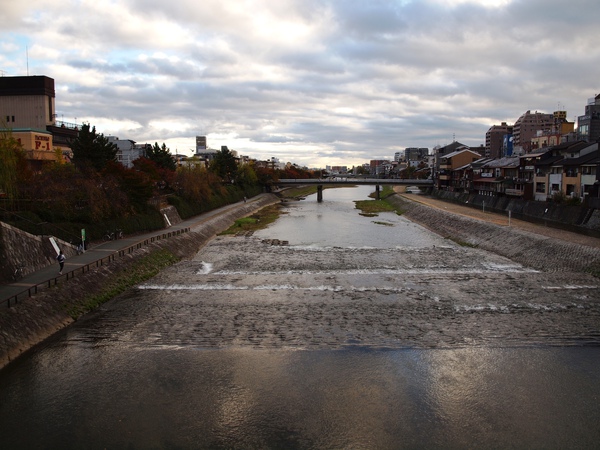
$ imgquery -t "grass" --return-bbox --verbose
[65,249,180,319]
[219,204,283,235]
[446,236,479,248]
[585,263,600,278]
[355,186,403,216]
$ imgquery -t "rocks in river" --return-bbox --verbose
[261,239,289,246]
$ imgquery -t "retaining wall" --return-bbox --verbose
[388,194,600,274]
[431,189,600,237]
[0,223,77,282]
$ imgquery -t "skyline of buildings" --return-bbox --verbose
[1,74,599,170]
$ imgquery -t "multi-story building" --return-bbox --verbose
[405,147,429,165]
[107,136,149,168]
[532,141,596,201]
[577,94,600,143]
[437,149,481,190]
[485,122,513,159]
[471,156,521,197]
[512,110,555,153]
[369,160,390,177]
[0,75,79,165]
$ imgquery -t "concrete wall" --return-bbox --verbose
[160,205,183,227]
[430,189,600,237]
[0,222,77,282]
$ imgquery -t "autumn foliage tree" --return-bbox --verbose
[0,128,31,202]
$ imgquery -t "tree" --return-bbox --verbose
[146,142,177,171]
[132,157,175,192]
[0,128,30,201]
[70,123,118,172]
[209,147,238,182]
[236,163,258,188]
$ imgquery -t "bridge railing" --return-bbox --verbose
[274,178,433,185]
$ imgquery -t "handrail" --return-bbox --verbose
[2,227,191,308]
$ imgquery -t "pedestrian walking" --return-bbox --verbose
[56,250,66,274]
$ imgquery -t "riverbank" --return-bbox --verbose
[0,194,280,369]
[390,187,600,276]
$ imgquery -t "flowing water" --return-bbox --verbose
[1,186,599,449]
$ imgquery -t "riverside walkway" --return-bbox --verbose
[0,196,270,307]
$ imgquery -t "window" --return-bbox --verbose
[536,182,546,193]
[582,166,596,175]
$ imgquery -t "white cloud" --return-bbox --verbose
[1,0,599,167]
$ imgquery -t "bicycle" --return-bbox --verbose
[103,230,115,241]
[115,228,123,239]
[12,264,25,281]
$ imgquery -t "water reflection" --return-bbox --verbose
[256,185,446,248]
[1,347,599,448]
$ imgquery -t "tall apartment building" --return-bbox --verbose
[512,110,555,153]
[577,94,600,143]
[485,122,513,158]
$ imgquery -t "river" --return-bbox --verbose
[1,186,599,449]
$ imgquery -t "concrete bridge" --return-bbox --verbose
[273,178,434,202]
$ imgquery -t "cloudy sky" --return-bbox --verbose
[1,0,598,167]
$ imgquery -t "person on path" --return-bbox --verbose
[56,250,65,274]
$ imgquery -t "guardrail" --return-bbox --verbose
[2,227,191,308]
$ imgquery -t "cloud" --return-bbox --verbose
[1,0,599,167]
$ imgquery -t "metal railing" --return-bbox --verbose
[2,227,191,308]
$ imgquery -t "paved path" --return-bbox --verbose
[0,196,267,305]
[394,187,600,249]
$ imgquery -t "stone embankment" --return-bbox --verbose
[0,195,279,370]
[388,194,600,274]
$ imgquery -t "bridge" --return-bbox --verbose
[273,178,434,202]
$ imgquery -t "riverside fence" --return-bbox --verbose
[2,227,191,308]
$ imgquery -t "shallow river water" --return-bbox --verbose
[1,186,599,449]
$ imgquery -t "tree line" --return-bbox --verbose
[0,124,317,243]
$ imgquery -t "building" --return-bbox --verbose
[433,141,468,178]
[369,160,390,177]
[8,129,57,171]
[437,148,482,190]
[107,136,149,168]
[0,75,79,165]
[485,122,513,159]
[512,110,555,153]
[405,147,429,163]
[577,94,600,143]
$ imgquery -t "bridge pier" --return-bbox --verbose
[375,185,380,200]
[317,185,323,202]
